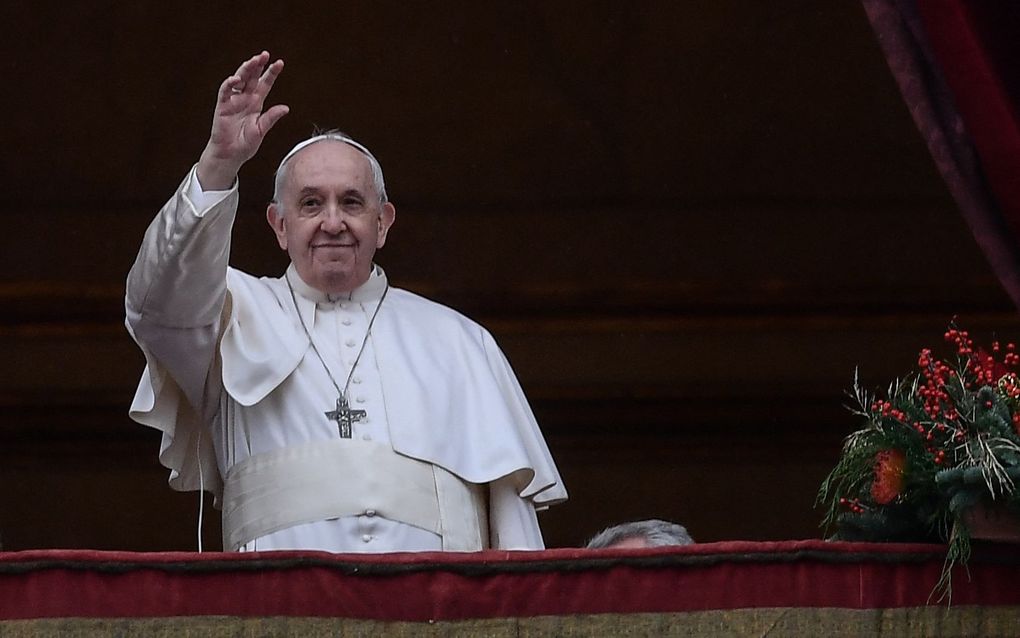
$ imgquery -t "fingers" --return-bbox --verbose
[232,51,271,90]
[217,53,283,104]
[216,74,243,103]
[258,104,290,136]
[215,52,284,109]
[256,59,285,96]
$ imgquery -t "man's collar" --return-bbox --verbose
[286,264,388,305]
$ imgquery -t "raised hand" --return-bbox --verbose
[197,51,290,191]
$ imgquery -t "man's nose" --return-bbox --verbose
[320,205,347,233]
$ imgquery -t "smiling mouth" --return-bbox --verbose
[313,243,355,249]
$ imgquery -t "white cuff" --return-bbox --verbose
[187,168,234,213]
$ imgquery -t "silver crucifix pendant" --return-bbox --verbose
[325,396,367,439]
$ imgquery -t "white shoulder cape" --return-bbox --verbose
[129,268,567,510]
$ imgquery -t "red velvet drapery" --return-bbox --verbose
[863,0,1020,310]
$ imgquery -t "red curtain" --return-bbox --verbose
[863,1,1020,309]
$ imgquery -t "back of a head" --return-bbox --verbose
[585,519,694,550]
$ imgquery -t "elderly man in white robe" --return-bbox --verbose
[126,51,567,553]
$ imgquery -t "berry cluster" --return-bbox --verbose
[916,348,958,421]
[944,326,973,355]
[992,341,1020,365]
[997,373,1020,435]
[838,497,867,514]
[869,399,907,422]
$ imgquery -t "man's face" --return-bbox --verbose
[267,141,395,294]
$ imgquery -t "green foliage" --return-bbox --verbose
[816,323,1020,601]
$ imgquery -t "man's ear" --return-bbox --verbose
[267,203,288,250]
[376,202,396,249]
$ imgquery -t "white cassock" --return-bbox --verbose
[125,167,567,553]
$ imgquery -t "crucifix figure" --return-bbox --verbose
[325,396,366,439]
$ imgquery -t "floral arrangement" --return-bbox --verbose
[817,321,1020,599]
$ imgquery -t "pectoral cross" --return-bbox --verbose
[325,396,366,439]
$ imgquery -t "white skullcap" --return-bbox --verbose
[276,132,378,171]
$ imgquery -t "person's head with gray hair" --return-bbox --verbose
[272,129,389,204]
[585,519,694,549]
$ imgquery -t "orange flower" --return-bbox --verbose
[871,449,906,505]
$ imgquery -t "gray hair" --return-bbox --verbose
[272,130,388,204]
[585,519,694,549]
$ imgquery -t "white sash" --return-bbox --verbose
[221,438,487,551]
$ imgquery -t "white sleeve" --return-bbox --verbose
[489,475,545,550]
[126,164,239,417]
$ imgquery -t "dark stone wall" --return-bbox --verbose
[0,1,1014,551]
